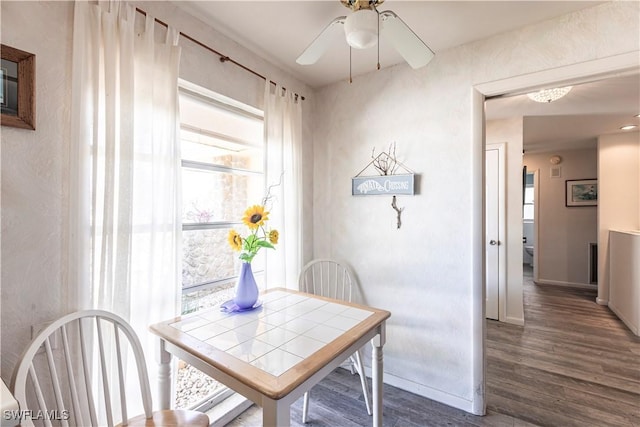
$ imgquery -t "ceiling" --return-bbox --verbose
[486,73,640,152]
[171,1,639,151]
[172,0,606,89]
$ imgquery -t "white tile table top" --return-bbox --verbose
[169,290,375,377]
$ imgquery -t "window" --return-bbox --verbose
[176,82,265,410]
[523,173,534,220]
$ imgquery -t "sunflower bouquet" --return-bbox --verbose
[227,205,279,263]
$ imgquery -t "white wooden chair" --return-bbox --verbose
[298,259,372,423]
[10,310,209,427]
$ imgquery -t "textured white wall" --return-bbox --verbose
[313,1,639,412]
[597,131,640,303]
[524,148,598,286]
[1,1,74,379]
[0,0,314,383]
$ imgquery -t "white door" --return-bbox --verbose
[485,145,504,320]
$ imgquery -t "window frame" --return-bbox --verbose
[177,81,265,413]
[178,81,266,296]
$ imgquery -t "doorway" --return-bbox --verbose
[474,52,639,416]
[479,57,639,323]
[522,169,537,281]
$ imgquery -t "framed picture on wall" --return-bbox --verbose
[1,44,35,130]
[566,179,597,207]
[0,67,6,106]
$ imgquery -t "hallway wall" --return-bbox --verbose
[524,147,598,287]
[597,131,640,303]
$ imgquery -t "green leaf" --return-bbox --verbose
[256,241,275,250]
[240,253,254,263]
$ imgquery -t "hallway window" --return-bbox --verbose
[523,172,534,220]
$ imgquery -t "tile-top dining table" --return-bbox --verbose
[150,288,390,427]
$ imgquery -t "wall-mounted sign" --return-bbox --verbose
[352,174,415,196]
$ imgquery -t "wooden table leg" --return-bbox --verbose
[372,323,386,427]
[156,339,172,410]
[263,397,290,427]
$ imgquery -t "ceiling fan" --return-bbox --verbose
[296,0,435,72]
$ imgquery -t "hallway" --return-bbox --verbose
[486,271,640,426]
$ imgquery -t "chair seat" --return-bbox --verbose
[120,409,209,427]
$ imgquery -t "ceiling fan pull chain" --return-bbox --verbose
[349,46,353,83]
[374,2,380,70]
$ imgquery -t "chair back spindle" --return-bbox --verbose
[60,323,84,426]
[299,259,354,302]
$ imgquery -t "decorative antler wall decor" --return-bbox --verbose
[391,196,404,229]
[352,142,416,229]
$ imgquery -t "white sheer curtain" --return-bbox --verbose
[263,83,303,289]
[68,0,181,417]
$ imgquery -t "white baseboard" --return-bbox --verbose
[596,297,608,305]
[535,278,598,290]
[364,369,478,415]
[504,316,524,326]
[608,302,639,336]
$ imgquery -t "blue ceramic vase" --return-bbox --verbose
[233,262,259,309]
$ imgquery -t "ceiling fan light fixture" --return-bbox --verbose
[527,86,573,103]
[344,9,378,49]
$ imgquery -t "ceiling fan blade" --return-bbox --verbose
[380,10,434,69]
[296,16,346,65]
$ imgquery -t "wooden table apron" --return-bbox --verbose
[150,288,390,427]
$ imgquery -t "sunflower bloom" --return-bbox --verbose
[228,202,278,262]
[227,229,243,251]
[242,205,269,230]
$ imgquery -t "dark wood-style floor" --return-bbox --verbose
[227,270,640,426]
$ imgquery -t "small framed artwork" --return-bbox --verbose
[1,44,35,130]
[0,67,5,105]
[566,179,597,207]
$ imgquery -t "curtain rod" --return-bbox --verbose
[135,7,305,101]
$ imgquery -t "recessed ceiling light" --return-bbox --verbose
[620,125,638,131]
[636,114,640,118]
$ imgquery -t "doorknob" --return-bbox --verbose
[489,240,499,245]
